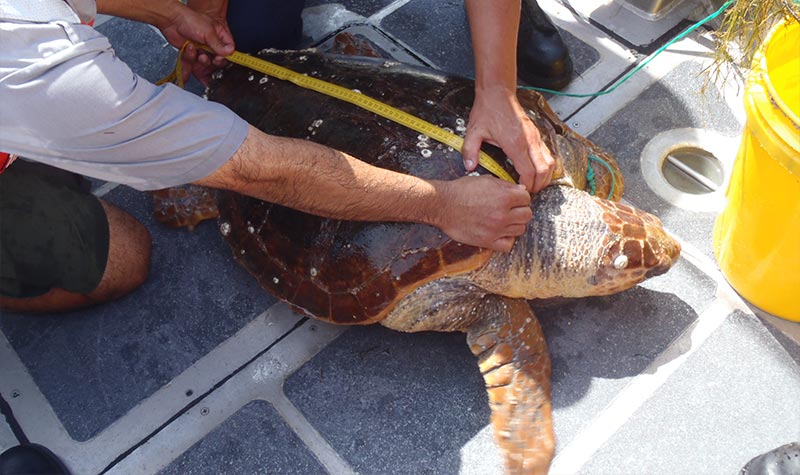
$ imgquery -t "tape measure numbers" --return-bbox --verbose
[210,47,515,183]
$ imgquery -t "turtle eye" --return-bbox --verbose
[613,254,629,270]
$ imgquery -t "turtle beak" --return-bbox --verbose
[645,231,681,278]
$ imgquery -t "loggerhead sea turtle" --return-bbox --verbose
[206,50,680,474]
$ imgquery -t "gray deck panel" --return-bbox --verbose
[380,0,600,83]
[285,326,488,475]
[306,0,397,18]
[0,418,16,454]
[579,310,800,475]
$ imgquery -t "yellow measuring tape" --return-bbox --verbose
[162,43,515,183]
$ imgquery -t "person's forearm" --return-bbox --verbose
[465,0,521,92]
[96,0,183,29]
[200,126,445,225]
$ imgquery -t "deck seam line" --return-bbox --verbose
[92,182,120,197]
[99,309,308,474]
[368,0,412,23]
[549,296,733,474]
[269,392,357,475]
[103,309,346,474]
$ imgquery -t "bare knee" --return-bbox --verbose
[90,200,151,301]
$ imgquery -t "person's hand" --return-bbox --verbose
[436,175,532,252]
[462,87,555,193]
[158,2,234,85]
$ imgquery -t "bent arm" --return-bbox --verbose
[462,0,555,193]
[96,0,234,61]
[195,126,533,251]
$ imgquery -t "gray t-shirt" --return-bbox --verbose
[0,3,249,190]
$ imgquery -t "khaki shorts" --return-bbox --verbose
[0,20,248,191]
[0,160,109,298]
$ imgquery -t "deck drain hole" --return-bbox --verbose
[641,128,738,212]
[662,146,725,194]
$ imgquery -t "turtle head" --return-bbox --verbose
[472,186,680,298]
[579,195,681,296]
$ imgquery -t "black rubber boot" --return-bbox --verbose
[226,0,307,53]
[517,0,573,90]
[0,444,69,475]
[741,442,800,475]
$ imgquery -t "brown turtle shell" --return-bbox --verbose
[208,51,619,324]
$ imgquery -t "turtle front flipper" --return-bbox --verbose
[150,185,219,231]
[466,295,554,475]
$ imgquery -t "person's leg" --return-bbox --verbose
[226,0,307,53]
[0,161,151,314]
[517,0,573,90]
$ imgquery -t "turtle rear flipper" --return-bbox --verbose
[467,296,554,475]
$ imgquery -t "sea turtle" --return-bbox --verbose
[206,50,680,474]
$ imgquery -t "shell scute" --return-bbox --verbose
[388,247,444,288]
[293,280,331,318]
[329,292,367,323]
[440,239,484,266]
[355,275,399,317]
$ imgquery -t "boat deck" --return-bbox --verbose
[1,1,798,474]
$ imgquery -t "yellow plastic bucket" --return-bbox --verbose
[713,17,800,321]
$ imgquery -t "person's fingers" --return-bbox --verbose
[504,223,528,237]
[211,55,228,67]
[180,44,196,83]
[183,42,197,61]
[511,150,535,191]
[507,183,533,208]
[490,236,516,253]
[506,201,533,224]
[208,21,234,56]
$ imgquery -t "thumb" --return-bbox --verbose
[461,130,482,172]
